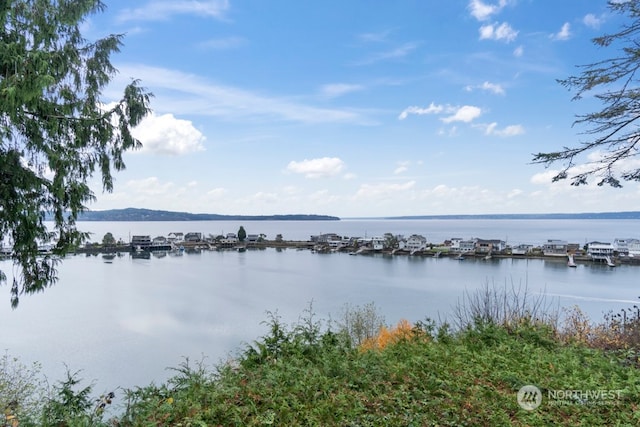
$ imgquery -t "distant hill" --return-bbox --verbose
[75,208,340,221]
[382,211,640,220]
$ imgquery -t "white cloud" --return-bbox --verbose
[343,173,357,180]
[484,122,525,137]
[507,189,523,198]
[355,181,416,200]
[394,166,408,175]
[132,112,206,155]
[124,177,176,197]
[308,189,341,205]
[513,45,524,57]
[320,83,364,99]
[583,13,602,29]
[441,106,482,124]
[552,23,571,41]
[117,0,229,22]
[286,157,345,178]
[357,30,392,43]
[394,161,410,175]
[249,192,279,204]
[114,65,371,125]
[354,42,419,65]
[479,22,518,42]
[481,81,505,95]
[398,103,444,120]
[468,0,509,21]
[466,81,505,95]
[198,37,246,50]
[206,187,227,198]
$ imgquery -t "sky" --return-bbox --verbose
[81,0,640,217]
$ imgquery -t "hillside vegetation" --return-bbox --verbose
[3,286,640,426]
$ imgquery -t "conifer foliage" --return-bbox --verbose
[0,0,152,307]
[533,1,640,186]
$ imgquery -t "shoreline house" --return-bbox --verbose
[629,239,640,257]
[131,235,152,250]
[475,239,506,254]
[587,242,615,261]
[401,234,427,252]
[310,233,347,249]
[218,233,239,248]
[543,239,568,256]
[613,238,640,256]
[167,232,184,244]
[357,236,386,250]
[449,238,478,254]
[184,232,202,243]
[511,244,534,255]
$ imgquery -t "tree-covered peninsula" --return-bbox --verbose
[75,208,340,221]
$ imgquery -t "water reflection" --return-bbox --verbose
[1,247,638,396]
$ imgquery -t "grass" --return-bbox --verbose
[3,289,640,426]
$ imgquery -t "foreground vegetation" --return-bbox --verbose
[3,287,640,426]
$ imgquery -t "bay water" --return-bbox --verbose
[1,219,638,397]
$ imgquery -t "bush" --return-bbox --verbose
[451,281,559,333]
[337,301,386,347]
[0,352,45,426]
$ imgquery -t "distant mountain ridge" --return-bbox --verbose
[381,211,640,220]
[76,208,340,221]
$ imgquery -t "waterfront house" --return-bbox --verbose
[327,237,350,249]
[542,240,568,256]
[613,238,639,256]
[218,235,238,248]
[184,232,202,242]
[628,239,640,257]
[247,234,260,243]
[310,233,340,243]
[475,239,506,254]
[614,238,630,255]
[587,242,615,260]
[131,235,151,250]
[450,238,478,254]
[511,244,534,255]
[448,238,463,252]
[167,232,184,243]
[152,236,167,245]
[405,234,427,252]
[356,236,386,250]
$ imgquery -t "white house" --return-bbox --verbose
[449,238,477,253]
[405,234,427,252]
[543,240,568,256]
[357,236,386,250]
[613,238,640,256]
[476,239,506,254]
[167,232,184,243]
[587,242,614,260]
[628,239,640,257]
[511,244,534,255]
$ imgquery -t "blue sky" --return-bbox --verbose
[84,0,640,217]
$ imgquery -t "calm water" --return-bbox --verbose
[1,220,639,397]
